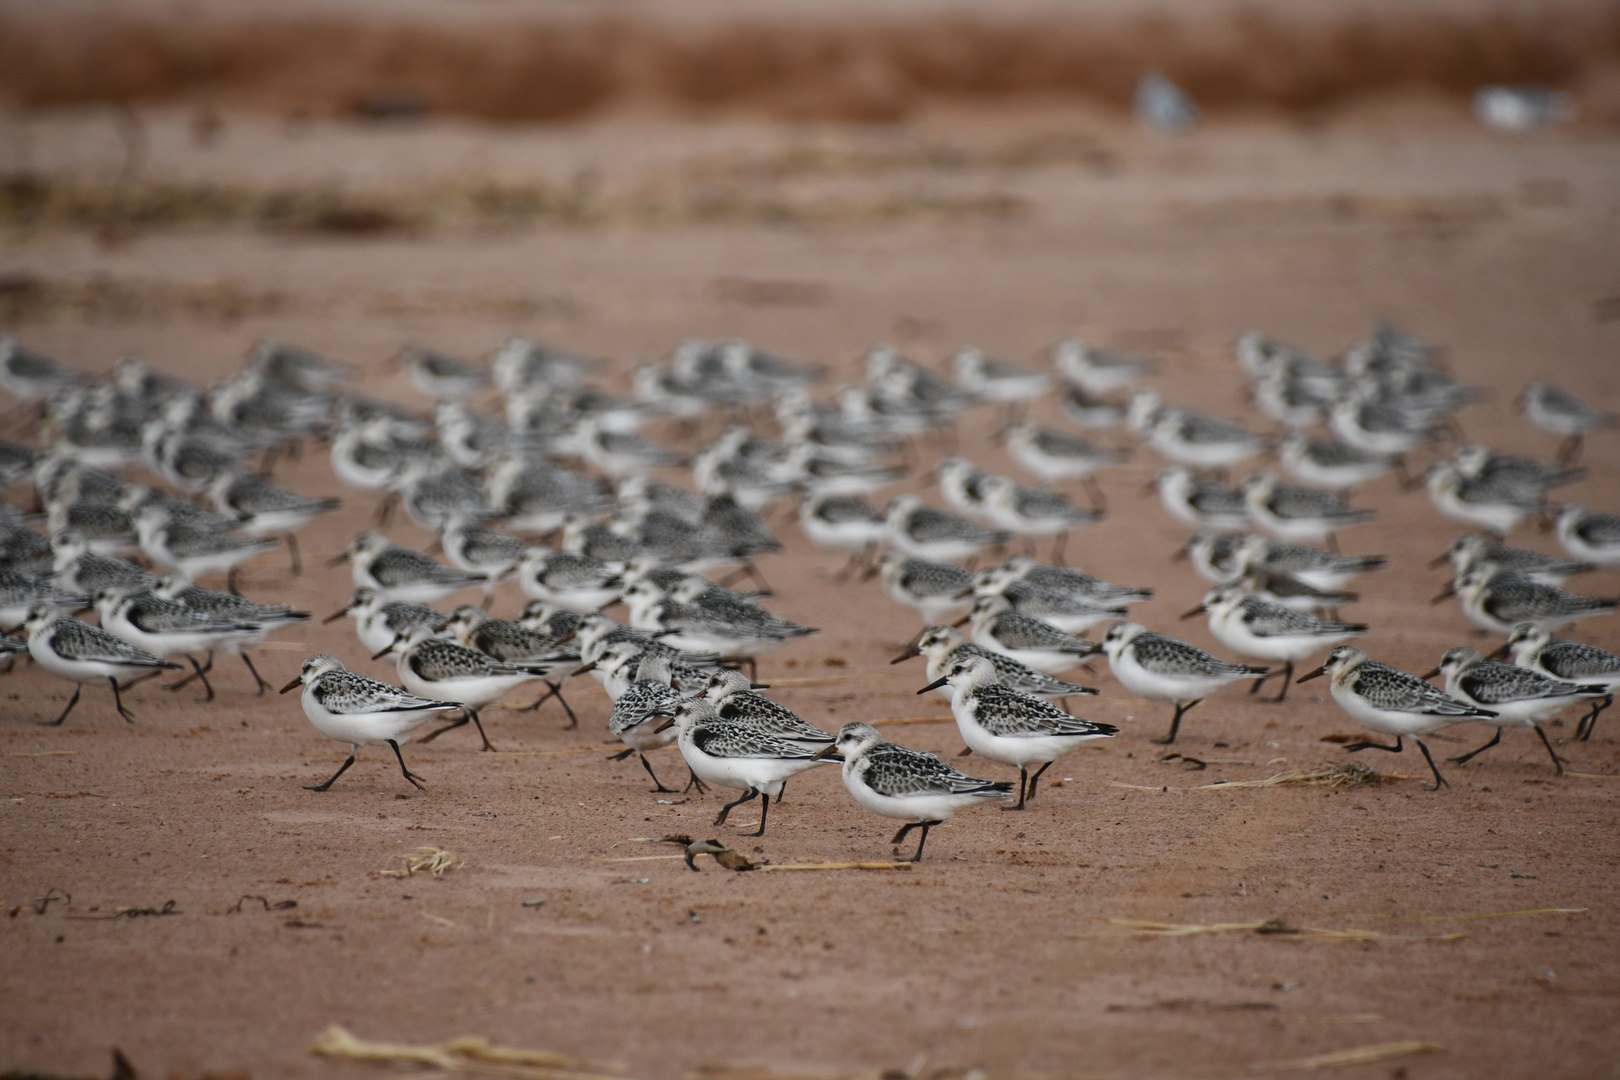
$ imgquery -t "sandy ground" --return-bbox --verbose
[2,98,1620,1080]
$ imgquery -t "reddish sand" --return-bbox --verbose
[2,78,1619,1080]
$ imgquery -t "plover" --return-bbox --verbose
[22,603,181,725]
[1239,566,1358,615]
[150,575,308,694]
[207,471,341,575]
[280,654,460,791]
[1185,585,1365,701]
[1423,462,1542,536]
[337,531,486,605]
[1052,339,1153,396]
[1554,504,1620,568]
[1277,431,1398,491]
[51,529,155,596]
[662,697,837,836]
[486,455,611,533]
[918,654,1116,809]
[798,493,888,581]
[1100,622,1267,743]
[440,514,526,599]
[876,550,975,624]
[43,500,135,557]
[443,605,578,724]
[1242,471,1373,545]
[1519,383,1615,464]
[1504,623,1620,740]
[1156,467,1250,531]
[952,346,1053,404]
[1442,567,1614,635]
[960,593,1100,675]
[1433,534,1591,587]
[886,495,1009,563]
[1428,647,1605,774]
[514,548,623,613]
[1298,646,1493,789]
[324,587,449,658]
[892,624,1094,703]
[823,722,1012,861]
[382,628,545,751]
[622,579,814,662]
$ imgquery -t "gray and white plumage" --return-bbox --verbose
[995,555,1152,606]
[1555,504,1620,568]
[1451,568,1614,635]
[972,574,1125,635]
[0,564,85,629]
[877,550,974,623]
[886,495,1009,561]
[1052,339,1153,396]
[1156,467,1250,531]
[1197,585,1365,667]
[209,471,341,538]
[1435,647,1605,723]
[895,624,1095,702]
[1243,471,1373,543]
[704,669,834,747]
[1520,383,1615,440]
[1305,645,1492,731]
[1424,462,1543,536]
[51,530,155,596]
[964,593,1100,675]
[798,493,888,555]
[1184,530,1250,585]
[1453,445,1583,500]
[344,531,486,604]
[1276,432,1397,491]
[518,547,623,613]
[1005,420,1127,484]
[1440,534,1590,587]
[979,475,1104,537]
[1507,624,1620,690]
[1238,536,1385,592]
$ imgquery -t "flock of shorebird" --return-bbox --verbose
[1,323,1616,861]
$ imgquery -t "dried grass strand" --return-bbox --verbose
[376,847,459,878]
[310,1026,627,1080]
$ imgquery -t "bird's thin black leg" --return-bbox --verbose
[713,787,758,826]
[306,748,358,792]
[464,708,496,752]
[1578,696,1611,741]
[43,682,81,726]
[1532,724,1565,775]
[419,710,470,744]
[890,822,918,846]
[1448,728,1501,765]
[907,821,937,863]
[240,652,271,695]
[552,684,579,729]
[638,752,676,793]
[109,677,137,723]
[1001,767,1028,811]
[1026,761,1053,803]
[775,782,787,805]
[1153,699,1200,745]
[520,681,560,712]
[1272,660,1294,703]
[189,654,216,702]
[1414,738,1449,790]
[388,739,427,790]
[1344,735,1402,753]
[684,767,708,795]
[750,793,770,837]
[286,532,302,575]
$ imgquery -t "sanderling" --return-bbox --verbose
[1004,420,1126,495]
[601,651,689,793]
[132,504,277,589]
[1236,535,1386,592]
[662,697,837,836]
[1100,622,1267,743]
[704,669,835,752]
[1327,388,1440,457]
[786,443,903,499]
[1252,367,1334,429]
[960,594,1100,675]
[516,548,623,612]
[1433,534,1590,587]
[1277,432,1398,491]
[1428,647,1606,775]
[1519,383,1615,464]
[665,577,810,640]
[209,471,341,574]
[573,418,684,477]
[1062,386,1125,430]
[0,337,81,401]
[937,457,995,520]
[336,531,486,605]
[1181,530,1249,584]
[1239,565,1358,615]
[994,555,1153,607]
[441,513,526,596]
[952,346,1053,404]
[824,722,1011,861]
[151,575,308,694]
[487,456,611,533]
[399,346,490,401]
[969,570,1126,635]
[1297,645,1491,789]
[918,654,1116,809]
[1052,339,1153,396]
[1504,624,1620,740]
[1185,585,1365,701]
[893,624,1093,704]
[1242,471,1373,545]
[1423,462,1542,536]
[324,587,448,657]
[886,495,1009,562]
[444,605,578,724]
[51,529,155,596]
[1554,504,1620,568]
[1441,567,1614,635]
[1130,390,1264,472]
[22,603,181,725]
[1453,444,1582,501]
[877,550,974,623]
[979,475,1104,561]
[490,336,591,395]
[382,628,545,752]
[798,493,888,580]
[1156,467,1250,531]
[280,654,460,791]
[0,565,85,630]
[92,588,263,701]
[394,461,493,532]
[43,500,135,557]
[623,580,814,663]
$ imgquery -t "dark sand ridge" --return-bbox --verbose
[2,2,1620,123]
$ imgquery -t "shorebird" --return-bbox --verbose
[1433,534,1590,587]
[0,564,84,631]
[876,550,975,624]
[443,605,579,725]
[1427,647,1603,775]
[798,493,888,581]
[1004,420,1126,493]
[1100,622,1267,743]
[22,604,181,725]
[603,651,688,793]
[952,346,1053,405]
[1554,504,1620,568]
[892,624,1094,703]
[336,531,486,604]
[1519,383,1615,464]
[1440,568,1614,635]
[822,722,1012,861]
[1452,444,1583,501]
[150,575,308,694]
[960,594,1100,675]
[992,555,1153,607]
[399,346,490,401]
[1238,566,1358,615]
[281,654,461,791]
[1297,646,1493,789]
[208,471,340,574]
[1182,531,1250,585]
[978,475,1104,562]
[937,457,995,520]
[382,627,546,751]
[1504,624,1620,740]
[918,654,1116,809]
[1185,585,1365,702]
[622,580,814,663]
[1235,535,1385,592]
[661,698,837,837]
[704,669,835,751]
[886,495,1009,563]
[0,337,81,402]
[93,588,264,701]
[440,514,526,600]
[1276,432,1398,491]
[132,504,276,590]
[1130,390,1264,472]
[968,572,1128,635]
[1156,467,1250,531]
[1328,388,1439,457]
[324,587,449,657]
[1242,472,1373,546]
[1052,340,1153,396]
[1422,462,1542,536]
